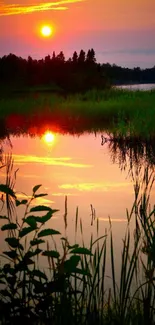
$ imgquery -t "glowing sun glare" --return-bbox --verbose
[41,25,52,37]
[43,132,55,144]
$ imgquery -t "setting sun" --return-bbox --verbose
[43,131,55,144]
[41,25,53,37]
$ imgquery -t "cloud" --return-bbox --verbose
[52,192,78,196]
[13,154,92,168]
[0,0,84,16]
[16,192,54,205]
[59,182,131,192]
[99,218,127,222]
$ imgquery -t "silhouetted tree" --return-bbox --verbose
[72,51,78,64]
[86,48,96,64]
[78,50,85,64]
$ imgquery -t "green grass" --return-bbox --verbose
[1,88,155,138]
[0,154,155,324]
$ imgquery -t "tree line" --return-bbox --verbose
[0,49,155,93]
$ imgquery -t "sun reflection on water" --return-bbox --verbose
[42,131,55,145]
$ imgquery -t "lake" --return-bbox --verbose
[117,83,155,91]
[1,129,155,281]
[1,83,155,285]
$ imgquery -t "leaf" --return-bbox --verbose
[35,211,58,224]
[30,205,53,212]
[34,193,48,198]
[31,270,47,280]
[33,279,45,293]
[68,244,79,250]
[30,239,45,246]
[5,237,19,248]
[19,226,35,238]
[0,184,16,199]
[1,223,17,231]
[0,216,8,220]
[16,199,28,206]
[38,228,60,238]
[42,250,60,258]
[24,216,37,229]
[26,248,42,258]
[3,250,18,259]
[33,184,42,193]
[0,289,11,297]
[70,247,93,256]
[73,267,91,276]
[64,255,81,273]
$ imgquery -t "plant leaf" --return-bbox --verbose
[30,239,45,246]
[70,247,93,256]
[38,228,60,238]
[0,216,8,220]
[42,250,60,258]
[3,250,18,259]
[64,255,81,273]
[30,205,53,212]
[5,237,21,249]
[16,199,28,206]
[34,193,48,198]
[33,184,42,193]
[31,270,47,280]
[24,216,37,229]
[1,223,17,231]
[0,184,16,199]
[26,248,42,258]
[35,211,58,224]
[19,226,35,238]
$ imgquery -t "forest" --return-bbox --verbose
[0,49,155,93]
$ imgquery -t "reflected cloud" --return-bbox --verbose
[13,154,92,168]
[99,218,127,222]
[52,192,78,196]
[0,0,84,16]
[19,174,41,179]
[16,193,54,205]
[59,182,131,191]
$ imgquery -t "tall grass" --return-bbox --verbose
[1,89,155,138]
[0,155,155,324]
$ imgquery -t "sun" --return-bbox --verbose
[43,131,55,144]
[41,25,53,37]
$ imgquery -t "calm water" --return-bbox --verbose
[1,129,155,286]
[1,132,155,249]
[117,83,155,91]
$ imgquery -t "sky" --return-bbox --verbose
[0,0,155,68]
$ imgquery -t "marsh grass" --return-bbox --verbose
[1,89,155,138]
[0,155,155,324]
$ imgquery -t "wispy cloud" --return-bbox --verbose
[13,154,92,168]
[59,182,131,192]
[52,192,78,196]
[99,218,127,222]
[16,192,54,205]
[0,0,84,16]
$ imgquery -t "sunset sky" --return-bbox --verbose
[0,0,155,68]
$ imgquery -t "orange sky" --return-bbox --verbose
[0,0,155,67]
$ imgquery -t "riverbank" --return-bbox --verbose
[0,89,155,138]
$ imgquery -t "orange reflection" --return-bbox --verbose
[42,131,55,144]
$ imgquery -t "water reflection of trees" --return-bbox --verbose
[101,135,155,224]
[102,135,155,171]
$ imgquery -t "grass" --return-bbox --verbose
[0,154,155,324]
[0,88,155,138]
